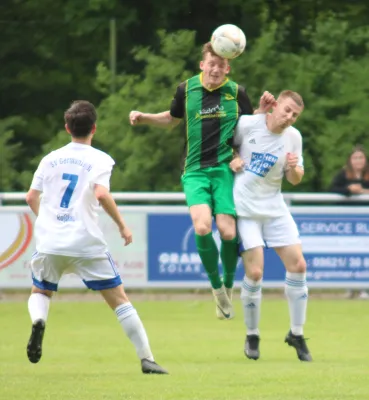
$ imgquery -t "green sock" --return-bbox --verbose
[220,237,239,289]
[195,232,222,289]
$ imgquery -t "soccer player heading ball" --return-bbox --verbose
[130,42,274,320]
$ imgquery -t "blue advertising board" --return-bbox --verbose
[294,214,369,285]
[148,210,369,288]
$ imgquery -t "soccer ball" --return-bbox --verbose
[210,24,246,59]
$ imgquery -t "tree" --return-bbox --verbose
[91,16,369,192]
[230,15,369,191]
[0,117,23,191]
[5,4,369,192]
[95,30,200,191]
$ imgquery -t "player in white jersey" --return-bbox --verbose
[231,90,312,362]
[25,100,168,374]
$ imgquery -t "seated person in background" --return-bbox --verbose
[329,145,369,299]
[329,145,369,196]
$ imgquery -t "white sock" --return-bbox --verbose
[28,293,51,323]
[285,272,308,336]
[240,276,262,336]
[115,303,154,362]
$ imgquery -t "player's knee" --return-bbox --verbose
[100,285,129,309]
[294,256,307,273]
[217,224,236,240]
[193,221,212,236]
[247,266,263,281]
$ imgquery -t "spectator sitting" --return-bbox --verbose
[329,145,369,196]
[329,145,369,300]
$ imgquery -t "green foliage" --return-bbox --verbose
[94,30,199,191]
[92,16,369,192]
[0,118,24,191]
[231,15,369,191]
[2,1,369,192]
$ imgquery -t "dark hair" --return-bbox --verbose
[345,145,369,180]
[64,100,97,137]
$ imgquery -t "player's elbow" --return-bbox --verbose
[94,185,110,202]
[168,114,181,129]
[25,192,32,205]
[26,190,39,205]
[288,178,302,186]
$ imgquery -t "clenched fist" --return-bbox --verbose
[229,157,245,173]
[129,111,144,126]
[259,91,277,113]
[286,153,299,169]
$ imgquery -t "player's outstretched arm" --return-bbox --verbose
[26,189,42,216]
[129,110,181,129]
[94,184,132,246]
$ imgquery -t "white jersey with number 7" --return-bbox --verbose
[233,114,304,218]
[30,142,115,257]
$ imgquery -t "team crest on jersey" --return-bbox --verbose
[224,93,235,100]
[246,152,278,177]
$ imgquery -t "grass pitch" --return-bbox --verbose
[0,296,368,400]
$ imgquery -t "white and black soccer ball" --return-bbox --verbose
[210,24,246,60]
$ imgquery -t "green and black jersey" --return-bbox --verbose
[170,73,253,173]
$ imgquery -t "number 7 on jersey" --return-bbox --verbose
[60,173,79,208]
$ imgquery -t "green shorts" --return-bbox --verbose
[181,163,236,216]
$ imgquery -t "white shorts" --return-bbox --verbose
[237,213,301,252]
[30,251,122,291]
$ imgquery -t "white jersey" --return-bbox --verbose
[233,114,303,218]
[30,142,115,257]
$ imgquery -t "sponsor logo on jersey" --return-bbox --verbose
[246,152,278,177]
[196,105,226,119]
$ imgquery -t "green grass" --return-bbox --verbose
[1,298,368,400]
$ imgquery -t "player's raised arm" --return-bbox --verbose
[129,82,184,129]
[285,132,304,185]
[285,155,304,185]
[254,91,276,114]
[129,110,181,129]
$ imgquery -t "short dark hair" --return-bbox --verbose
[64,100,97,137]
